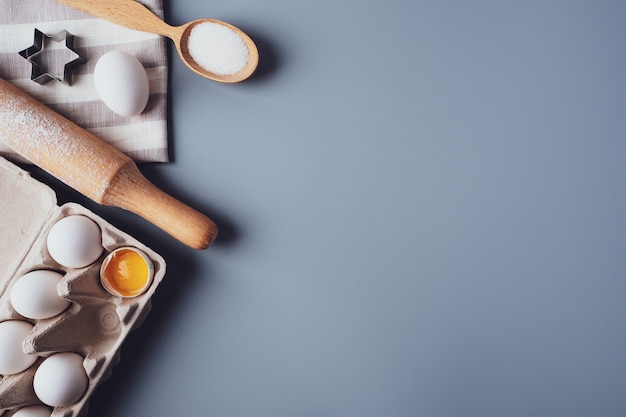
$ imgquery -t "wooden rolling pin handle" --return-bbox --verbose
[104,161,218,250]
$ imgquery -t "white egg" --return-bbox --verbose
[47,215,103,269]
[12,405,52,417]
[94,51,150,117]
[33,352,89,407]
[0,320,37,375]
[11,270,71,320]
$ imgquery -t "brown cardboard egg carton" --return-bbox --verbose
[0,156,166,417]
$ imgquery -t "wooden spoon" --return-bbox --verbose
[56,0,258,83]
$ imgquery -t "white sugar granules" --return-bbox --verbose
[187,22,249,76]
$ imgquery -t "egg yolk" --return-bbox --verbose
[101,249,150,297]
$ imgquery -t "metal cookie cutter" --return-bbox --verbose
[18,29,85,85]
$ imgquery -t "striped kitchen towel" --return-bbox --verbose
[0,0,169,162]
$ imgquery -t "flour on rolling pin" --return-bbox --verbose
[0,77,218,249]
[0,85,122,199]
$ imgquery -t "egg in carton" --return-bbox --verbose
[0,156,166,417]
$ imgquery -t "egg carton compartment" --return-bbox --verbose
[0,157,166,417]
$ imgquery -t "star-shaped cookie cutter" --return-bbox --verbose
[18,29,85,85]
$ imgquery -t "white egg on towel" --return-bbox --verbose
[94,51,150,117]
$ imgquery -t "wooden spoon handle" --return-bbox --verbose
[56,0,179,38]
[0,77,217,249]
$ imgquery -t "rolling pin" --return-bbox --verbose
[0,77,217,250]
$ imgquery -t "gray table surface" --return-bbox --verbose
[31,0,626,416]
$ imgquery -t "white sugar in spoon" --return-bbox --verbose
[56,0,258,83]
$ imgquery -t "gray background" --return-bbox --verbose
[36,0,626,416]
